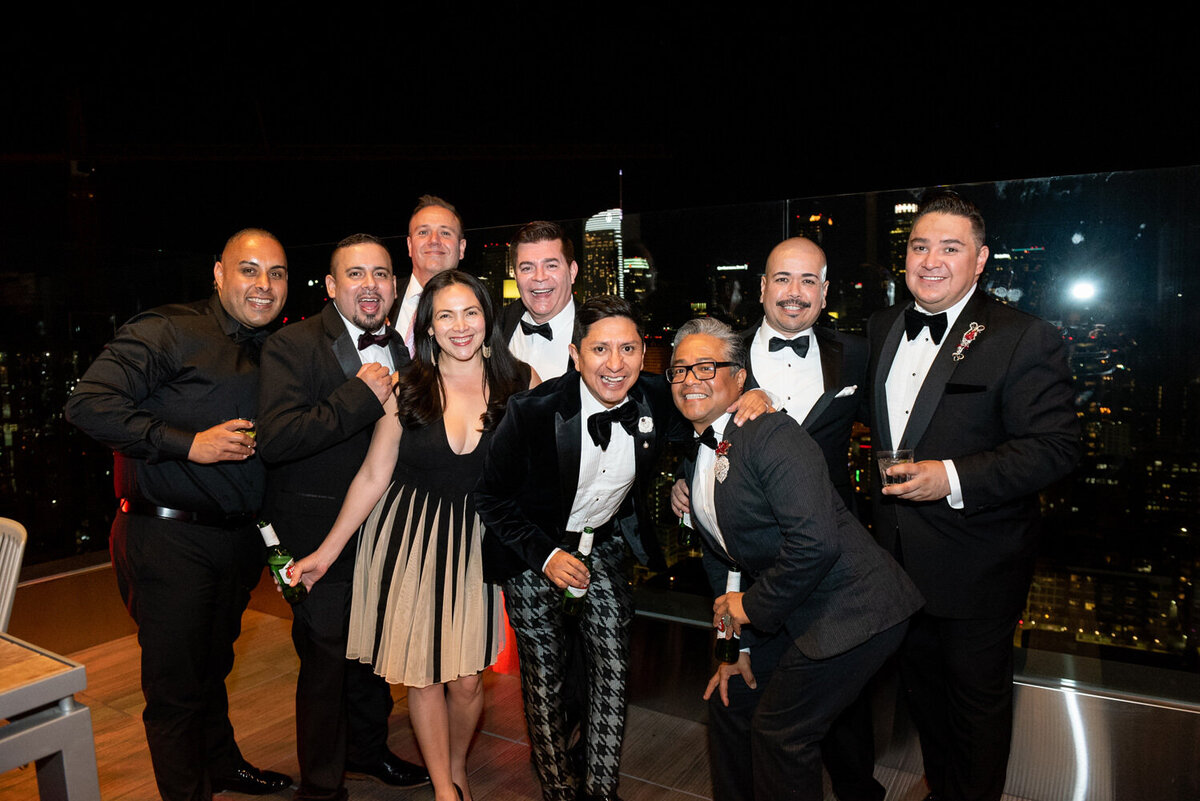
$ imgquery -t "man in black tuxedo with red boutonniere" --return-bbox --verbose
[868,189,1079,801]
[670,317,922,801]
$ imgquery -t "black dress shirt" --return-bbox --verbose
[66,294,269,517]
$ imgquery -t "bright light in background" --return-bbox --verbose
[1071,281,1097,301]
[1072,232,1085,245]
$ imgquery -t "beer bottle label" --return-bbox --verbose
[270,559,295,587]
[565,584,588,600]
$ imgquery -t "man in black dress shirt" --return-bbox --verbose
[66,229,292,801]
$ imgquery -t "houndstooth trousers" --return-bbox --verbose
[503,537,633,801]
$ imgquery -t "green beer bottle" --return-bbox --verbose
[713,568,742,663]
[257,520,308,605]
[678,511,696,549]
[562,527,596,616]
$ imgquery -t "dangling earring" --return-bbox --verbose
[482,343,492,359]
[429,335,438,367]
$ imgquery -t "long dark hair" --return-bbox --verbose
[396,269,528,431]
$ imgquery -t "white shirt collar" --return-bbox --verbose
[402,275,423,305]
[758,320,814,343]
[580,378,629,419]
[523,299,576,338]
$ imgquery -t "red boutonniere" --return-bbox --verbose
[952,322,986,362]
[715,440,731,483]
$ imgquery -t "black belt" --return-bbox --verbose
[119,498,256,529]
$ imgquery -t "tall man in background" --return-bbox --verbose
[66,229,292,800]
[396,194,466,356]
[869,190,1079,801]
[258,234,427,800]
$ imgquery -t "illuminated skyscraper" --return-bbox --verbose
[888,202,918,278]
[583,208,623,298]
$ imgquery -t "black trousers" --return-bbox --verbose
[708,627,888,801]
[110,510,261,801]
[503,537,633,801]
[289,577,395,794]
[900,611,1018,801]
[709,621,908,801]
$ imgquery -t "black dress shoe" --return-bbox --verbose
[344,752,430,788]
[212,761,293,795]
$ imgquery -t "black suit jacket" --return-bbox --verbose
[684,413,922,659]
[475,371,689,582]
[867,291,1080,618]
[257,302,410,581]
[741,322,868,509]
[499,299,577,377]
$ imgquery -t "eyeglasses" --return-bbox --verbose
[665,361,740,383]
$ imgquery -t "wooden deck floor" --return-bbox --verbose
[1,602,968,800]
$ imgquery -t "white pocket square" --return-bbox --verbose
[835,385,858,398]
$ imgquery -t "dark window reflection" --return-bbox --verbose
[10,169,1196,677]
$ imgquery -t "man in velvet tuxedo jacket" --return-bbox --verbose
[868,191,1079,801]
[501,220,579,381]
[670,318,922,801]
[258,234,427,800]
[476,296,691,801]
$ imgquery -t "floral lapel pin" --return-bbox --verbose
[715,440,731,483]
[951,322,986,362]
[638,416,654,448]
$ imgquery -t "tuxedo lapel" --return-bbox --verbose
[629,381,657,481]
[321,304,363,380]
[681,452,731,564]
[800,328,843,429]
[741,325,760,391]
[873,308,908,451]
[710,418,741,565]
[554,374,584,524]
[900,293,988,450]
[500,300,523,341]
[386,337,408,371]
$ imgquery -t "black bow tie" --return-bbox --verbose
[587,402,639,451]
[904,308,948,345]
[357,329,395,350]
[687,426,721,460]
[231,326,270,363]
[520,319,553,340]
[769,335,810,357]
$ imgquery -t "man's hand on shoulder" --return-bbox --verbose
[726,388,774,426]
[356,362,396,406]
[881,459,951,502]
[188,419,256,464]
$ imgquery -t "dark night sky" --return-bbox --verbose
[3,9,1196,257]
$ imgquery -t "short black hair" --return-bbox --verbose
[329,233,388,274]
[572,295,644,348]
[914,188,986,248]
[510,220,575,265]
